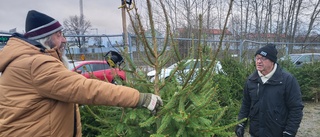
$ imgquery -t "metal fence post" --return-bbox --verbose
[285,44,289,56]
[128,33,133,60]
[239,40,245,63]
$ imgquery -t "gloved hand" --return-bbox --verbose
[138,93,163,114]
[235,123,244,137]
[283,131,293,137]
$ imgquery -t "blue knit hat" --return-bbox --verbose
[24,10,63,40]
[255,44,278,63]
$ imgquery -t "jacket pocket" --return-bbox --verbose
[249,116,259,136]
[249,99,260,118]
[265,109,285,136]
[267,106,286,126]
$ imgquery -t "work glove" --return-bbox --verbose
[235,123,245,137]
[138,93,163,115]
[283,131,294,137]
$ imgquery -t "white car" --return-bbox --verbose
[280,53,320,67]
[147,59,224,82]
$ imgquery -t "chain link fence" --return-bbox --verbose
[63,34,320,68]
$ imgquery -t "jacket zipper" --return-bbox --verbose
[257,83,260,98]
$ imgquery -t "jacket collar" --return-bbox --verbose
[249,63,283,84]
[45,48,62,61]
[11,33,46,52]
[12,33,62,60]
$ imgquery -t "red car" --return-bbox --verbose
[70,60,126,83]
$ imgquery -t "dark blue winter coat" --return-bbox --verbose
[238,64,304,137]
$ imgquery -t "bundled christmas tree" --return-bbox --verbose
[80,0,247,136]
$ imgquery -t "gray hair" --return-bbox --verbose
[36,36,53,49]
[36,35,70,69]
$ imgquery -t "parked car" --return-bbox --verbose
[280,53,320,67]
[67,59,77,70]
[147,59,224,83]
[70,60,126,83]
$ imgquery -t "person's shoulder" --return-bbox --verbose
[248,71,259,80]
[30,54,60,67]
[28,53,53,60]
[279,68,296,81]
[279,67,293,76]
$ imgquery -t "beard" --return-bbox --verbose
[60,47,70,69]
[47,41,70,69]
[58,43,70,69]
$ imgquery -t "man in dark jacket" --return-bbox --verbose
[235,44,304,137]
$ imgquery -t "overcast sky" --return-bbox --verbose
[0,0,127,34]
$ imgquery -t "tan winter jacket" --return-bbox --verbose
[0,37,140,137]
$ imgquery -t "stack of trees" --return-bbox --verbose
[70,0,320,136]
[79,0,248,136]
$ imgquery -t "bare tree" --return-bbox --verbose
[276,0,285,40]
[291,0,303,42]
[130,0,320,47]
[284,0,296,42]
[303,0,320,43]
[63,15,92,48]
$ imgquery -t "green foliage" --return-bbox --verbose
[79,1,246,136]
[278,59,320,101]
[77,0,320,135]
[80,105,155,137]
[80,106,101,137]
[80,56,320,136]
[80,55,287,137]
[219,57,254,101]
[80,61,243,136]
[277,57,297,73]
[293,64,320,101]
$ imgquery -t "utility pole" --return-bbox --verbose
[121,0,129,55]
[79,0,85,54]
[80,0,83,18]
[80,0,84,35]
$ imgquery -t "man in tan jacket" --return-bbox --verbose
[0,10,162,137]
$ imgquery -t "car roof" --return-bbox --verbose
[289,53,320,55]
[168,59,220,68]
[74,60,107,64]
[180,59,218,62]
[72,60,107,66]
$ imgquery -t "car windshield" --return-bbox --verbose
[288,55,301,63]
[74,62,82,67]
[168,63,177,69]
[167,60,212,69]
[167,60,196,69]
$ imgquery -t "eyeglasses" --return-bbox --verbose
[55,31,65,37]
[254,57,268,62]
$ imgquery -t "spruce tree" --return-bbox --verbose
[80,0,246,136]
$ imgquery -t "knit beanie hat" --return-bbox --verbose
[24,10,63,40]
[255,44,278,63]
